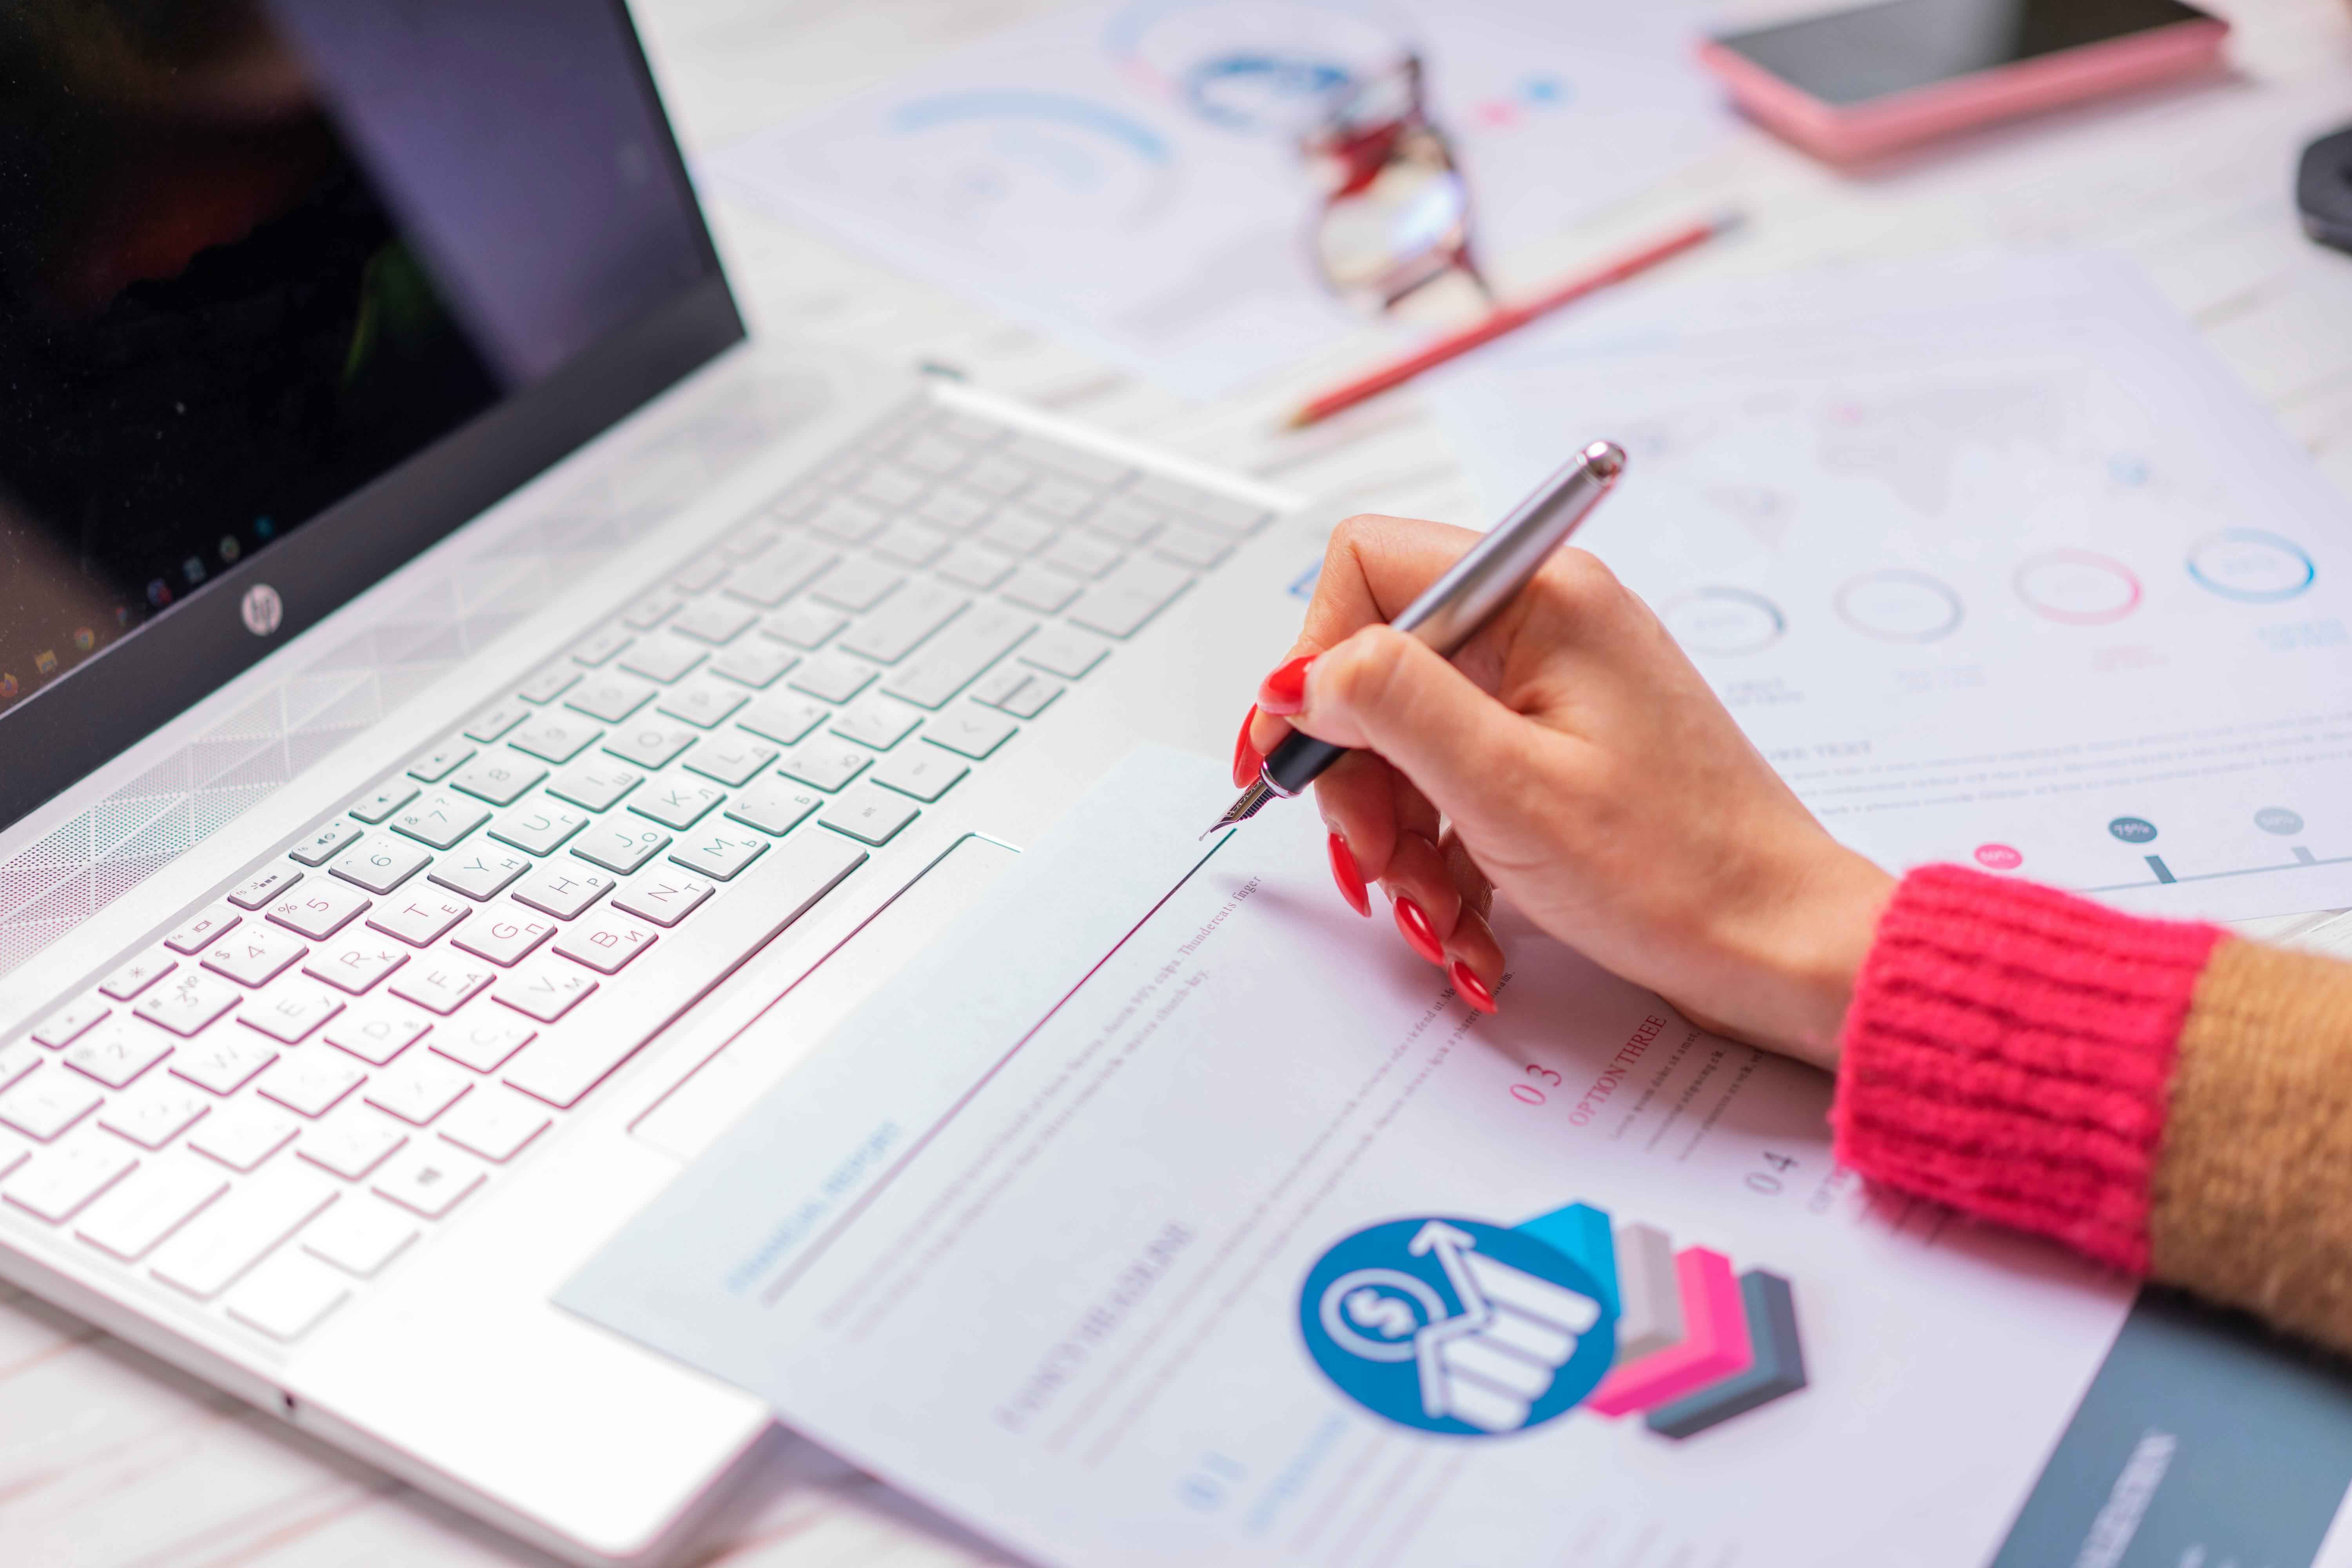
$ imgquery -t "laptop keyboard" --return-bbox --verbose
[0,401,1269,1347]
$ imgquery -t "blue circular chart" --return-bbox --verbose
[2187,530,2316,603]
[2256,808,2305,836]
[2109,816,2158,844]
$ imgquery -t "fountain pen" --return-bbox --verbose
[1201,439,1626,837]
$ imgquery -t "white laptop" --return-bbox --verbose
[0,5,1303,1561]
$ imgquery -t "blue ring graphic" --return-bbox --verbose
[2186,529,2316,603]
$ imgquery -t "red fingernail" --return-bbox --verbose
[1449,959,1497,1014]
[1328,832,1370,917]
[1232,706,1262,789]
[1394,897,1444,965]
[1257,655,1315,716]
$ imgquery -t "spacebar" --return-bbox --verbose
[502,831,868,1109]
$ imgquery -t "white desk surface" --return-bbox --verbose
[9,1,2352,1563]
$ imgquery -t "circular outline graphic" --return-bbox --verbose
[1659,586,1787,656]
[2186,529,2316,603]
[2012,550,2142,626]
[1835,570,1964,644]
[1317,1267,1448,1362]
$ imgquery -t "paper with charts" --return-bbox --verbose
[700,0,1726,395]
[562,747,2132,1568]
[1427,250,2352,922]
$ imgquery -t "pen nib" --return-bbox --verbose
[1200,779,1277,839]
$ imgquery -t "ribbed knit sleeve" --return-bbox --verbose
[1831,864,2221,1274]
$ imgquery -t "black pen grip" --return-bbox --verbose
[1263,730,1348,797]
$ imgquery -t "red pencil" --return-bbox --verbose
[1285,210,1744,429]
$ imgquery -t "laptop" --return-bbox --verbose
[0,4,1301,1561]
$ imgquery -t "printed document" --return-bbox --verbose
[564,747,2132,1567]
[1428,251,2352,921]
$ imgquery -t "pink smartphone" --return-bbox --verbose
[1697,0,2230,163]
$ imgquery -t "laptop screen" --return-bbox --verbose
[0,0,739,824]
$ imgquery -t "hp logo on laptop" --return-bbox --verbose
[240,584,283,638]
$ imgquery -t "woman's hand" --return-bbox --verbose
[1238,512,1893,1071]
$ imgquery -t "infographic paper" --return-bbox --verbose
[1428,251,2352,921]
[564,748,2131,1568]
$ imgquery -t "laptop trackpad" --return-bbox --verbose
[630,833,1020,1163]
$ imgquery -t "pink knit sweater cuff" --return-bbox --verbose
[1830,864,2221,1274]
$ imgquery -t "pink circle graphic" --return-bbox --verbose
[1974,844,2024,870]
[2013,550,2141,626]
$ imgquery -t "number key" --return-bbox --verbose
[329,840,431,896]
[64,1019,173,1089]
[266,881,371,941]
[450,755,548,808]
[202,926,307,988]
[389,790,492,851]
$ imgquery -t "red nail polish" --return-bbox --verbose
[1328,832,1370,917]
[1232,705,1263,789]
[1450,959,1497,1014]
[1394,897,1444,965]
[1257,655,1315,715]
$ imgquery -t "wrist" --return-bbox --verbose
[1717,843,1893,1073]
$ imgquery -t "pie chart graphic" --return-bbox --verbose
[2187,530,2316,603]
[1835,570,1963,644]
[1660,588,1786,655]
[2013,550,2141,625]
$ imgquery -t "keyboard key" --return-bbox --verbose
[840,584,969,664]
[1042,533,1123,578]
[723,519,781,559]
[684,737,780,788]
[780,739,871,793]
[978,512,1056,555]
[512,863,615,920]
[1087,496,1164,544]
[725,776,823,837]
[1000,566,1079,613]
[64,1020,174,1089]
[489,800,590,856]
[429,844,533,902]
[710,641,796,689]
[228,865,302,910]
[629,775,726,831]
[872,748,969,803]
[133,970,241,1036]
[289,817,365,867]
[926,706,1018,760]
[0,1132,24,1183]
[1068,558,1193,637]
[365,1055,473,1125]
[621,586,682,629]
[451,899,559,966]
[961,454,1031,497]
[303,936,408,996]
[739,693,830,746]
[573,821,672,876]
[552,913,659,975]
[1022,627,1112,679]
[569,627,631,667]
[302,1197,418,1277]
[0,1042,36,1093]
[995,674,1063,719]
[368,891,472,948]
[171,1032,278,1096]
[388,960,497,1016]
[726,540,838,608]
[657,681,749,730]
[508,713,603,765]
[203,925,308,988]
[809,497,887,544]
[1129,472,1272,534]
[517,666,581,704]
[238,985,345,1045]
[613,870,718,927]
[0,1072,103,1140]
[438,1088,553,1162]
[189,1101,301,1171]
[99,1082,210,1149]
[820,785,920,846]
[1025,476,1098,520]
[325,1006,432,1066]
[225,1250,352,1341]
[407,742,475,783]
[32,998,112,1049]
[1006,432,1130,487]
[151,1163,338,1298]
[1153,521,1234,569]
[832,699,921,751]
[267,880,370,941]
[671,552,730,593]
[762,601,849,649]
[432,1013,539,1070]
[259,1051,367,1117]
[669,824,769,882]
[919,488,993,532]
[6,1137,138,1223]
[882,606,1036,709]
[76,1156,227,1260]
[548,759,642,812]
[787,652,878,705]
[672,598,759,644]
[100,951,178,1001]
[811,558,905,613]
[603,720,697,769]
[619,637,705,684]
[855,463,928,508]
[299,1105,408,1180]
[390,791,492,851]
[451,754,548,808]
[899,434,975,477]
[349,781,421,824]
[566,673,656,723]
[372,1144,486,1219]
[493,959,598,1024]
[936,543,1015,590]
[462,702,528,743]
[872,521,949,568]
[164,907,240,959]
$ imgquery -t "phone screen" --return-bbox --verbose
[1715,0,2215,106]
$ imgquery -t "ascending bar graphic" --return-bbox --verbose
[1584,1246,1752,1416]
[1644,1270,1807,1438]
